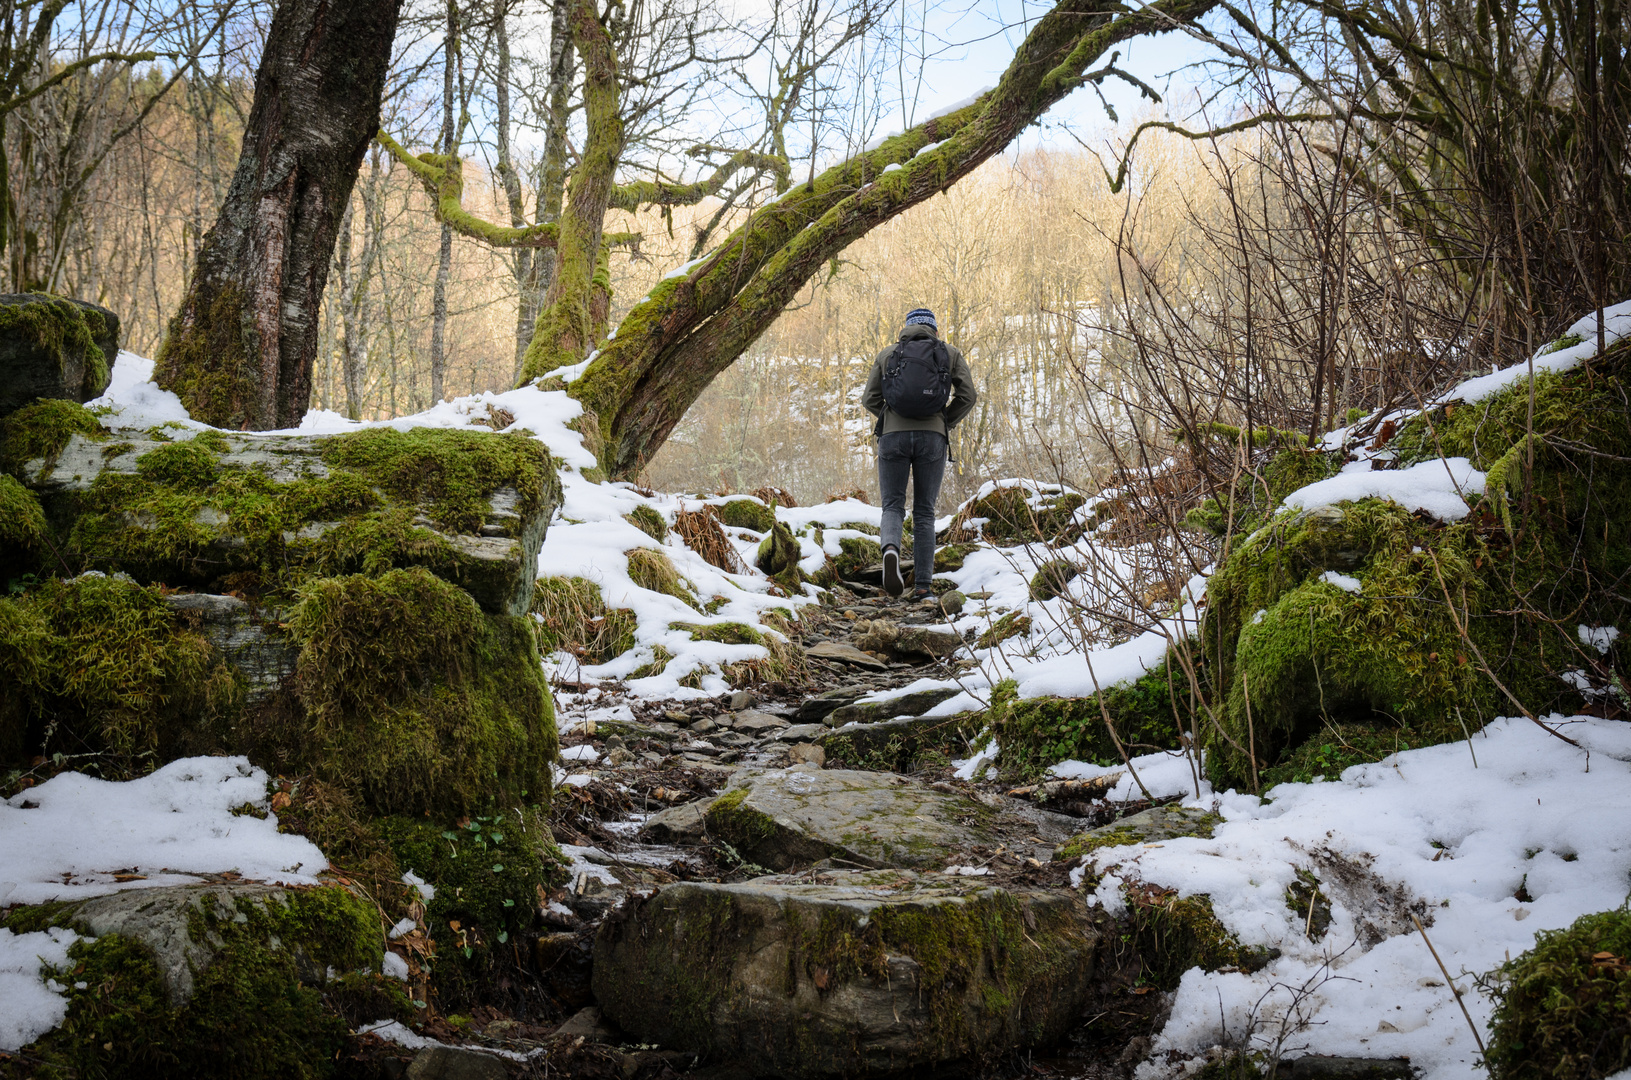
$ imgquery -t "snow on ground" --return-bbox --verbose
[0,756,325,1049]
[1050,716,1631,1078]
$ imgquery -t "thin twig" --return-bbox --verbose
[1410,912,1490,1066]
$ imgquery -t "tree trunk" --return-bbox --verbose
[154,0,403,430]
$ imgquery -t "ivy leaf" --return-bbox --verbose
[441,831,458,841]
[491,863,504,873]
[489,832,504,843]
[502,899,515,908]
[497,931,509,944]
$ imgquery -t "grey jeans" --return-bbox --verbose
[878,430,946,588]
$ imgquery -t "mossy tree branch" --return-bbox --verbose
[570,0,1221,478]
[376,130,561,249]
[608,149,791,212]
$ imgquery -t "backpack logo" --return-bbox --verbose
[882,337,952,419]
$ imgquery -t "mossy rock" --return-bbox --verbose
[977,611,1032,649]
[0,881,400,1080]
[591,871,1100,1077]
[1054,805,1220,862]
[951,485,1086,543]
[817,711,982,773]
[717,497,776,533]
[753,520,802,592]
[0,398,107,477]
[1117,886,1276,991]
[0,473,48,579]
[1484,905,1631,1079]
[0,293,118,419]
[1261,720,1442,788]
[833,535,882,581]
[1028,558,1081,601]
[1196,336,1631,790]
[671,620,765,646]
[700,768,1000,872]
[282,567,558,819]
[988,668,1186,782]
[531,576,636,662]
[934,543,978,572]
[13,423,561,616]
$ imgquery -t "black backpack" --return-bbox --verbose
[882,335,952,418]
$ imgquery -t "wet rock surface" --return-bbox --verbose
[592,871,1100,1078]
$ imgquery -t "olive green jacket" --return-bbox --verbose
[862,324,977,438]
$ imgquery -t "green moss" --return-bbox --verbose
[704,787,779,848]
[531,576,636,662]
[988,666,1186,782]
[1485,905,1631,1079]
[1028,559,1080,601]
[792,889,1095,1056]
[717,498,776,532]
[285,568,557,818]
[0,574,240,774]
[0,398,106,475]
[954,486,1086,543]
[977,611,1032,649]
[626,547,699,608]
[625,503,669,542]
[62,426,558,601]
[11,885,384,1080]
[0,296,110,401]
[670,620,765,645]
[630,644,674,678]
[1262,720,1439,787]
[834,535,882,579]
[381,812,562,1004]
[753,521,802,591]
[0,474,47,549]
[934,543,977,572]
[1118,887,1273,991]
[1054,825,1139,862]
[152,283,262,432]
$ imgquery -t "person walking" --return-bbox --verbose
[863,307,976,599]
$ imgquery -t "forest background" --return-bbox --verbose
[8,0,1626,506]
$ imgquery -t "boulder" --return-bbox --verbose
[641,799,709,843]
[405,1046,511,1080]
[0,293,118,418]
[592,871,1100,1077]
[730,709,788,734]
[701,767,1001,871]
[786,742,825,767]
[824,686,961,727]
[14,423,559,616]
[62,881,380,1004]
[164,592,297,703]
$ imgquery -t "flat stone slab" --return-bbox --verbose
[702,767,1000,871]
[824,686,961,727]
[730,709,788,734]
[804,641,888,670]
[795,687,866,721]
[818,713,981,765]
[592,871,1099,1077]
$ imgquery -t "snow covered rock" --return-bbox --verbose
[700,767,1004,871]
[824,686,961,727]
[592,870,1099,1077]
[0,293,117,418]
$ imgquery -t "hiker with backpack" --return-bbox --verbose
[862,307,977,600]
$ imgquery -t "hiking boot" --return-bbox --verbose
[882,546,904,597]
[911,587,934,602]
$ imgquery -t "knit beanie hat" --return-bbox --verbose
[904,307,937,330]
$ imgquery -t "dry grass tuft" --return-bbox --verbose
[752,485,798,508]
[673,506,747,573]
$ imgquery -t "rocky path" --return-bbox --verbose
[360,585,1404,1080]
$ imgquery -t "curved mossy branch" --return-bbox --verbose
[608,150,791,213]
[1101,112,1333,193]
[376,130,561,249]
[573,0,1221,478]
